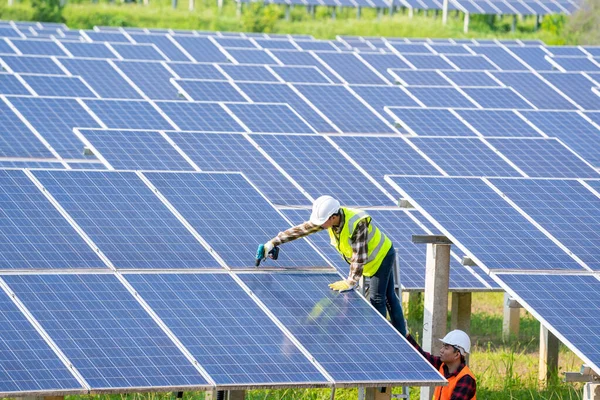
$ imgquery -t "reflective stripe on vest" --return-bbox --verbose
[328,207,392,276]
[434,364,476,400]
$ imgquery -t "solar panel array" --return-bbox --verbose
[0,18,599,393]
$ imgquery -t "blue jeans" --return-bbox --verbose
[369,247,407,336]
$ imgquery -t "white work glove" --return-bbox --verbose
[264,241,274,255]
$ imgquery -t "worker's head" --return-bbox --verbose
[439,330,471,364]
[310,195,340,228]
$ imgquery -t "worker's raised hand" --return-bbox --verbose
[255,242,276,267]
[328,280,353,292]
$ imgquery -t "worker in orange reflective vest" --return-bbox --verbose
[406,330,476,400]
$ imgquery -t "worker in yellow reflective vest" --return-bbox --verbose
[256,195,407,336]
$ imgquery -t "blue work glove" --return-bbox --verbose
[255,242,274,266]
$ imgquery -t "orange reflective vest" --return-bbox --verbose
[434,364,476,400]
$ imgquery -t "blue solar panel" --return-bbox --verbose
[226,103,315,133]
[496,273,600,371]
[164,131,308,205]
[145,171,328,268]
[215,37,257,49]
[508,47,554,71]
[0,101,55,158]
[66,161,107,170]
[491,72,578,110]
[9,39,66,56]
[168,62,223,80]
[270,50,341,83]
[111,43,167,61]
[3,274,210,388]
[491,178,600,270]
[406,87,475,108]
[389,43,433,54]
[386,108,477,136]
[116,61,181,100]
[0,169,107,269]
[402,54,455,70]
[83,99,174,130]
[390,70,450,86]
[315,52,387,84]
[173,79,247,102]
[359,53,411,80]
[294,84,395,134]
[236,82,335,133]
[255,39,297,50]
[443,71,502,87]
[227,49,277,65]
[33,170,219,269]
[219,64,278,82]
[486,138,598,178]
[155,101,242,132]
[59,58,142,99]
[546,46,585,56]
[252,134,394,206]
[77,129,194,171]
[0,160,65,169]
[294,40,339,51]
[60,41,116,58]
[240,273,444,384]
[172,36,229,63]
[22,75,97,98]
[461,87,534,109]
[126,273,328,385]
[519,111,600,167]
[350,86,420,123]
[0,26,21,37]
[444,54,499,70]
[0,55,65,74]
[456,109,544,137]
[540,72,600,110]
[0,289,83,393]
[387,176,585,271]
[130,35,191,62]
[0,73,30,95]
[8,97,102,159]
[409,137,523,177]
[270,66,331,84]
[84,31,131,43]
[468,46,528,71]
[550,57,600,72]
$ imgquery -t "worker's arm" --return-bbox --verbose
[270,221,323,247]
[450,375,476,400]
[347,219,369,286]
[406,334,443,370]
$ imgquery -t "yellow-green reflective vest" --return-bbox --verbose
[328,207,392,277]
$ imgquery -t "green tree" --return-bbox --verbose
[31,0,64,22]
[565,0,600,44]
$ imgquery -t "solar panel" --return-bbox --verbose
[164,131,308,205]
[83,31,131,43]
[251,134,394,206]
[0,26,21,37]
[0,55,64,74]
[172,36,229,63]
[461,87,534,109]
[22,75,97,98]
[491,72,578,110]
[314,52,387,84]
[409,137,523,177]
[59,58,142,99]
[486,137,598,178]
[3,274,211,389]
[255,39,297,50]
[173,79,248,102]
[546,46,585,56]
[386,176,585,271]
[145,171,328,268]
[389,43,433,54]
[214,37,257,49]
[468,46,529,71]
[490,178,600,270]
[495,273,600,372]
[219,64,278,82]
[59,41,116,58]
[549,56,600,72]
[8,97,101,159]
[293,84,396,133]
[155,101,242,132]
[239,273,444,384]
[442,71,502,87]
[236,82,335,133]
[66,161,107,170]
[225,103,316,133]
[385,108,477,136]
[130,34,192,62]
[455,109,543,137]
[83,99,174,130]
[444,54,499,70]
[508,47,554,71]
[402,54,455,70]
[126,273,328,385]
[540,72,599,110]
[0,169,108,269]
[0,73,31,95]
[111,43,166,61]
[405,87,475,108]
[350,85,421,123]
[167,62,223,80]
[227,49,278,65]
[358,53,411,80]
[269,50,341,83]
[390,70,450,86]
[9,39,66,56]
[270,65,331,84]
[33,170,220,269]
[116,61,181,100]
[0,101,55,158]
[294,40,339,51]
[0,160,65,169]
[0,289,84,393]
[428,44,471,54]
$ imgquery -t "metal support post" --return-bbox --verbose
[331,6,337,19]
[442,0,448,24]
[172,0,177,8]
[502,292,520,341]
[365,386,392,400]
[412,235,451,400]
[539,325,559,385]
[463,12,470,33]
[188,0,194,10]
[356,6,361,18]
[584,383,600,400]
[285,5,291,20]
[450,292,471,334]
[511,14,517,32]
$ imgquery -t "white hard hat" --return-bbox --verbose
[439,330,471,355]
[310,195,340,225]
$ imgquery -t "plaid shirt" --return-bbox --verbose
[270,210,369,286]
[407,335,476,400]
